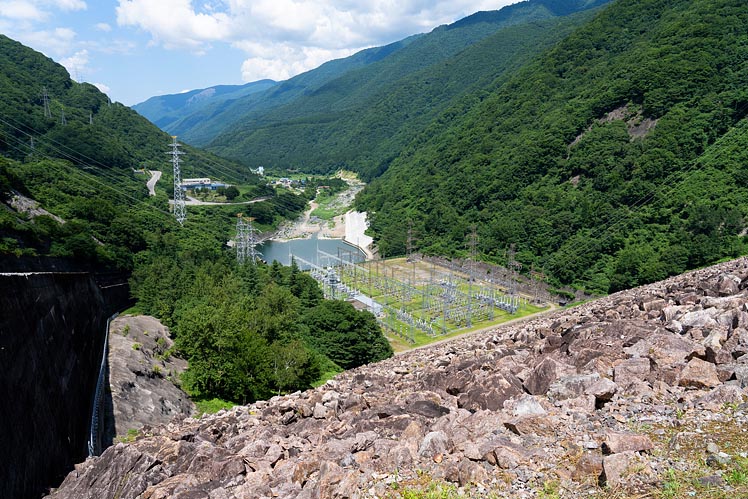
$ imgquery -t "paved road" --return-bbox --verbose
[147,170,161,196]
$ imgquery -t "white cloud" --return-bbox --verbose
[0,1,46,20]
[60,48,88,78]
[0,0,85,21]
[48,0,86,11]
[116,0,518,81]
[240,44,355,82]
[93,82,111,95]
[94,22,111,32]
[20,26,76,55]
[116,0,231,49]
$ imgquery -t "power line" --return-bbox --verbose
[0,115,148,195]
[0,116,174,220]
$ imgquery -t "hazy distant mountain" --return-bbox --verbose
[133,80,277,132]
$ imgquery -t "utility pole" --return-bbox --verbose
[169,136,186,225]
[59,105,67,125]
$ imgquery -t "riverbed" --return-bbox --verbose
[269,178,374,262]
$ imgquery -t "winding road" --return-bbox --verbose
[146,170,161,196]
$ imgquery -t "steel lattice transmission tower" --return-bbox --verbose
[40,87,51,118]
[169,136,186,225]
[236,215,248,264]
[235,215,261,264]
[247,218,261,263]
[507,243,522,299]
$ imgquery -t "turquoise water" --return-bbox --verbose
[258,235,364,269]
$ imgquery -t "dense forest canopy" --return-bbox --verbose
[356,0,748,294]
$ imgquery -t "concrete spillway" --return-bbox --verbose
[0,262,131,499]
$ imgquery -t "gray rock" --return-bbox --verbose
[407,399,450,418]
[696,384,746,409]
[624,333,702,366]
[418,431,452,459]
[602,451,639,487]
[508,394,547,417]
[572,451,603,482]
[523,357,576,395]
[680,308,719,329]
[698,474,725,487]
[313,402,327,419]
[107,316,195,441]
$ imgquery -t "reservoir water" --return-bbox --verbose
[259,234,365,269]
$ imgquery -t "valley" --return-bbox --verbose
[3,0,748,497]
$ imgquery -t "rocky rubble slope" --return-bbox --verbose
[47,258,748,498]
[105,315,195,443]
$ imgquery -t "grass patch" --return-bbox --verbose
[192,397,237,415]
[311,192,346,220]
[387,480,461,499]
[640,409,748,499]
[114,428,140,444]
[120,304,143,316]
[311,355,343,387]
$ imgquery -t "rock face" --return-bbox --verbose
[46,258,748,498]
[104,315,194,445]
[0,271,119,499]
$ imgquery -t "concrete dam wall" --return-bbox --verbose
[0,269,130,499]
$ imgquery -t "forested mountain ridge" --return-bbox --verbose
[208,5,609,180]
[155,36,421,146]
[147,0,611,170]
[356,0,748,294]
[133,79,277,132]
[0,35,252,180]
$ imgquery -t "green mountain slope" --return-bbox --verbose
[356,0,748,294]
[133,79,277,132]
[166,37,421,146]
[163,0,610,170]
[0,35,254,180]
[0,34,263,268]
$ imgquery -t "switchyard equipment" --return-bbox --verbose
[293,245,535,345]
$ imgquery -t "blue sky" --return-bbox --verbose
[0,0,517,106]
